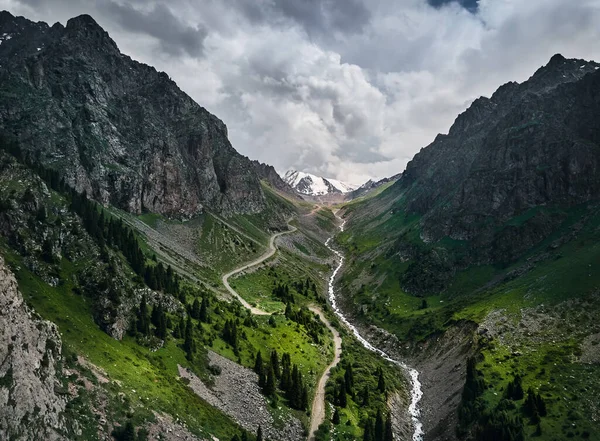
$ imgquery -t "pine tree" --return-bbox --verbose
[270,350,280,379]
[384,414,394,441]
[199,296,209,323]
[377,368,386,394]
[231,435,241,441]
[280,353,292,391]
[264,365,276,398]
[344,365,354,395]
[375,409,385,441]
[241,431,249,441]
[192,298,201,319]
[183,316,195,361]
[254,351,264,375]
[256,425,263,441]
[137,296,150,335]
[337,378,348,408]
[301,385,309,411]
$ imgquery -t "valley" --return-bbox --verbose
[1,8,600,441]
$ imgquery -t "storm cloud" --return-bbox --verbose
[3,0,600,184]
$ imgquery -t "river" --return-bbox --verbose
[325,218,424,441]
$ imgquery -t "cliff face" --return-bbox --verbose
[0,11,265,218]
[397,54,600,250]
[0,255,66,440]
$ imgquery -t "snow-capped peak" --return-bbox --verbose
[283,170,357,196]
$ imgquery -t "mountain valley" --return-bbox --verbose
[0,8,599,441]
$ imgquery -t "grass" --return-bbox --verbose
[1,248,240,441]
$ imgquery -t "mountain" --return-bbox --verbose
[283,169,357,196]
[251,160,300,197]
[0,11,266,218]
[338,54,600,440]
[348,173,402,200]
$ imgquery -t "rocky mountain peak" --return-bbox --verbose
[64,14,119,53]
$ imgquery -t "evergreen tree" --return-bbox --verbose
[344,365,354,395]
[384,414,394,441]
[183,316,195,361]
[375,409,385,441]
[264,365,276,398]
[137,296,150,336]
[199,296,209,323]
[254,351,264,375]
[337,378,348,408]
[241,431,249,441]
[280,353,292,391]
[377,368,386,394]
[270,350,280,379]
[301,385,309,411]
[256,425,263,441]
[231,435,241,441]
[192,298,201,319]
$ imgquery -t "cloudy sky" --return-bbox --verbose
[2,0,600,184]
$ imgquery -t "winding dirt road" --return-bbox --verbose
[221,216,343,440]
[221,222,297,315]
[307,306,342,441]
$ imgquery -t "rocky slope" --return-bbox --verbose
[0,254,67,441]
[0,11,266,218]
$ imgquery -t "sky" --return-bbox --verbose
[2,0,600,184]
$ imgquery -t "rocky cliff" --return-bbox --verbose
[397,54,600,252]
[0,11,266,218]
[0,255,67,440]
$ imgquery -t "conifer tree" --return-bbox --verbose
[199,296,209,323]
[183,316,195,361]
[384,414,393,441]
[254,351,264,375]
[256,425,263,441]
[270,350,280,379]
[337,378,348,408]
[192,298,201,319]
[345,365,354,395]
[377,368,386,394]
[375,409,385,441]
[137,296,150,335]
[264,365,276,398]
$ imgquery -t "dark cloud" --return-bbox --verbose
[104,1,207,57]
[427,0,479,13]
[232,0,371,35]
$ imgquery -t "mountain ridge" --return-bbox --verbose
[0,10,267,218]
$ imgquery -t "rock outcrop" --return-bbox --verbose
[0,255,67,440]
[0,11,266,218]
